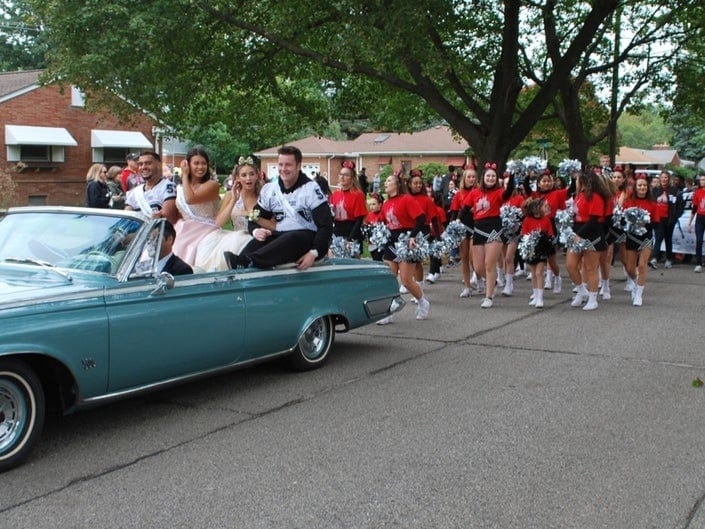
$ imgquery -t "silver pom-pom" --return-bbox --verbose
[506,159,527,179]
[523,156,547,175]
[393,231,430,263]
[613,206,651,235]
[555,206,588,252]
[500,205,523,238]
[441,219,470,249]
[558,159,582,178]
[366,222,391,247]
[329,235,361,259]
[429,239,451,258]
[518,231,542,261]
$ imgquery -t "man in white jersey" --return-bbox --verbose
[228,145,332,270]
[125,150,179,225]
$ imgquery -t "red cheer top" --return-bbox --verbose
[381,194,424,230]
[462,187,505,220]
[533,187,569,219]
[330,188,367,222]
[573,192,605,223]
[521,215,555,237]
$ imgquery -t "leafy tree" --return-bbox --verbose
[29,0,694,168]
[617,106,673,150]
[0,0,46,70]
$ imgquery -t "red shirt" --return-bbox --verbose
[533,188,568,219]
[330,189,367,222]
[381,194,424,230]
[432,205,447,236]
[654,186,672,221]
[450,188,471,212]
[410,193,438,229]
[365,210,384,224]
[462,187,505,221]
[693,188,705,217]
[521,215,555,237]
[573,192,605,223]
[504,193,525,209]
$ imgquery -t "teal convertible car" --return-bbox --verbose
[0,207,404,471]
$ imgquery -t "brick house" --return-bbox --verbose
[1,70,158,206]
[255,125,471,183]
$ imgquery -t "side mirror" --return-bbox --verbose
[150,271,175,296]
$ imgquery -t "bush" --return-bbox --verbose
[0,165,18,211]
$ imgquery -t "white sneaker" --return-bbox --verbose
[480,297,493,308]
[433,273,440,282]
[552,275,562,294]
[376,315,393,325]
[544,270,554,290]
[501,283,513,296]
[416,298,430,320]
[496,276,505,287]
[600,282,611,300]
[664,260,673,269]
[399,284,409,294]
[583,293,598,311]
[425,273,436,284]
[470,273,479,289]
[624,277,635,292]
[695,265,702,273]
[514,267,525,277]
[648,258,658,270]
[459,287,472,298]
[477,278,486,292]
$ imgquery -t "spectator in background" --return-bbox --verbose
[440,165,456,210]
[358,167,369,196]
[106,165,125,209]
[314,172,331,197]
[120,153,141,192]
[372,172,381,194]
[650,170,683,269]
[86,164,112,208]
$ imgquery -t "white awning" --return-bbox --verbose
[91,129,153,149]
[5,125,78,146]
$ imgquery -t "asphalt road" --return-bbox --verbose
[2,258,705,529]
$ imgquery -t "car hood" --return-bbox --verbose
[0,267,105,307]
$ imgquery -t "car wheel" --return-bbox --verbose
[289,315,334,371]
[0,359,46,472]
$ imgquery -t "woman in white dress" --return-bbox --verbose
[195,157,275,271]
[173,147,221,265]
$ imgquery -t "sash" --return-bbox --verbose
[273,183,309,230]
[132,185,153,219]
[176,185,217,226]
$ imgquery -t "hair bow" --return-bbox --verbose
[238,156,254,166]
[342,160,356,170]
[464,163,476,171]
[613,165,624,172]
[484,161,498,171]
[409,168,423,177]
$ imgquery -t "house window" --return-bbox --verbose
[71,86,86,107]
[20,145,51,162]
[103,148,130,166]
[28,195,47,205]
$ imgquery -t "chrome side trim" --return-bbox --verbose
[79,348,296,407]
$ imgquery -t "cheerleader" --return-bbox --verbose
[407,169,440,287]
[622,173,659,306]
[499,176,526,296]
[460,161,515,308]
[364,192,385,261]
[530,168,570,293]
[450,166,477,297]
[566,169,614,311]
[602,166,631,294]
[377,170,430,324]
[330,160,368,257]
[519,197,556,308]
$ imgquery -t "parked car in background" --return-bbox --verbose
[0,207,405,471]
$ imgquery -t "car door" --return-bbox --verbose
[104,223,246,392]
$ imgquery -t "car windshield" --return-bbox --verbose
[0,211,143,275]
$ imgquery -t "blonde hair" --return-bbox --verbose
[107,165,122,181]
[86,163,107,182]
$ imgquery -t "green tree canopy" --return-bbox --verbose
[29,0,695,167]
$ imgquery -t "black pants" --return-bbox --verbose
[241,230,316,268]
[695,215,705,266]
[653,219,676,261]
